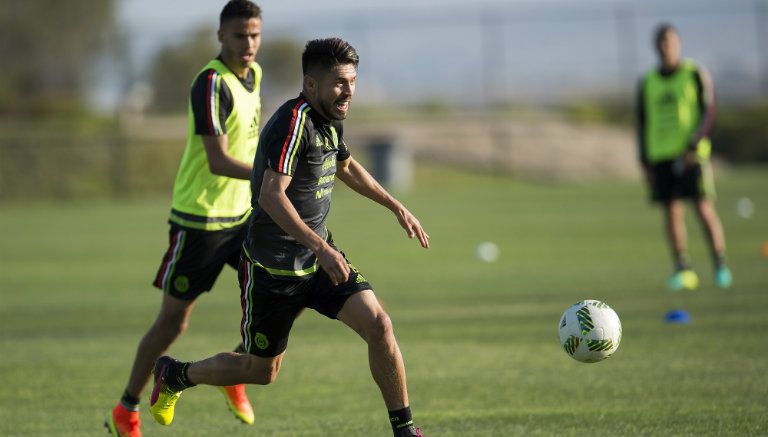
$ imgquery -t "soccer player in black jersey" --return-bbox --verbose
[150,38,429,437]
[106,2,262,436]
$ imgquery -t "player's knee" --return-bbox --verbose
[244,357,280,385]
[364,312,394,343]
[255,368,279,385]
[697,200,715,216]
[152,314,189,340]
[169,316,190,337]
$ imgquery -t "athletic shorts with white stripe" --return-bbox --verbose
[238,246,372,357]
[152,222,248,300]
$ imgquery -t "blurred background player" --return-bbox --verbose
[148,37,429,437]
[636,23,732,291]
[105,1,263,436]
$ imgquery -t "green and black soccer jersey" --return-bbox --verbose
[637,59,714,165]
[169,58,262,231]
[243,94,351,279]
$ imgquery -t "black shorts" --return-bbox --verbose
[649,159,715,203]
[238,248,372,357]
[152,222,247,300]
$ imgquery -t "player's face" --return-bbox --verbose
[309,64,356,121]
[218,17,262,71]
[657,30,681,67]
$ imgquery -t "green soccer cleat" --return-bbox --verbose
[667,269,699,291]
[715,266,733,289]
[149,356,183,426]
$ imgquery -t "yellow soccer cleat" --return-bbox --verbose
[219,385,255,425]
[149,356,183,426]
[667,269,699,291]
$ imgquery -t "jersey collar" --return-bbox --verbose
[298,93,333,127]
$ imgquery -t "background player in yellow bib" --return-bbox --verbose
[637,23,732,291]
[105,2,262,436]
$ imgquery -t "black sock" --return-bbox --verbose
[713,252,726,270]
[673,252,690,271]
[389,406,414,434]
[120,390,140,412]
[165,360,197,391]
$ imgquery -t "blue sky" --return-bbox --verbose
[112,0,765,107]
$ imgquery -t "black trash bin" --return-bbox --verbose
[368,138,412,193]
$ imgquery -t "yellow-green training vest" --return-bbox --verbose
[170,59,262,231]
[642,59,711,163]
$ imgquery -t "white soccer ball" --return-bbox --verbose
[558,299,622,363]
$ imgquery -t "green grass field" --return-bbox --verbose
[1,164,767,437]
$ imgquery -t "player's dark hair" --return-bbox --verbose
[653,23,677,49]
[220,0,261,27]
[302,38,359,76]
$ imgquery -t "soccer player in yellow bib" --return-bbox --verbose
[105,2,262,436]
[637,23,732,291]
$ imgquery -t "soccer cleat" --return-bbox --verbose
[104,404,141,437]
[149,356,183,426]
[667,269,699,291]
[218,385,255,425]
[715,265,733,289]
[394,425,425,437]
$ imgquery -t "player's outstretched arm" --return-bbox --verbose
[202,135,253,180]
[259,169,350,284]
[336,157,430,249]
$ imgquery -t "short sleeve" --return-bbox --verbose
[190,69,234,136]
[264,101,311,176]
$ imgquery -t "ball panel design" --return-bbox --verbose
[558,299,621,363]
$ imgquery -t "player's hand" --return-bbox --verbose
[316,243,350,286]
[395,207,430,249]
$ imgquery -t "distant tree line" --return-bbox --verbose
[148,25,303,113]
[562,99,768,163]
[0,0,119,114]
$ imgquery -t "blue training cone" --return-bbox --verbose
[664,309,691,324]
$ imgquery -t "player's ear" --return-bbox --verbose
[303,74,317,95]
[217,28,224,44]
